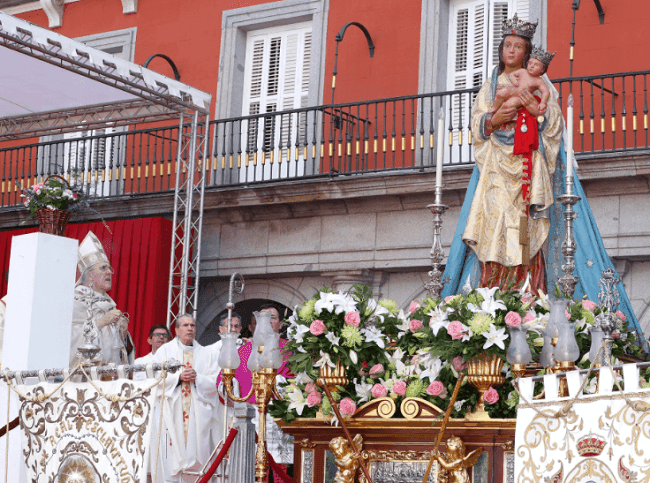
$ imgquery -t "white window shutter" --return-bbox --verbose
[241,22,312,179]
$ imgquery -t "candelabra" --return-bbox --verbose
[590,268,621,366]
[557,94,581,297]
[220,310,283,483]
[424,185,448,299]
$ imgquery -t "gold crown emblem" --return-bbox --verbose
[576,432,606,457]
[531,46,556,66]
[502,13,538,39]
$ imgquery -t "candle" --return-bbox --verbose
[436,113,445,188]
[566,94,574,185]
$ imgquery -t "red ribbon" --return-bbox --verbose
[512,105,539,215]
[197,428,239,483]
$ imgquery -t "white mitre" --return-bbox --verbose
[77,231,109,280]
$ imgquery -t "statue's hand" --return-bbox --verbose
[490,104,518,129]
[518,90,541,117]
[97,309,122,329]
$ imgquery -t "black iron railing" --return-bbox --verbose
[1,70,649,209]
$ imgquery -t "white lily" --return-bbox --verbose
[395,310,410,336]
[482,325,508,350]
[418,356,443,380]
[427,306,449,335]
[314,351,336,368]
[288,323,311,344]
[536,290,551,310]
[331,291,358,314]
[349,350,358,364]
[294,372,312,384]
[366,298,390,322]
[354,378,374,403]
[325,331,341,346]
[453,399,466,411]
[361,326,386,348]
[287,388,308,416]
[314,292,337,314]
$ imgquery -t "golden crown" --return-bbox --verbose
[502,13,537,39]
[531,46,556,67]
[576,432,606,457]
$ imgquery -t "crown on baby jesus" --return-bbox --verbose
[531,46,556,67]
[576,432,607,457]
[502,13,538,39]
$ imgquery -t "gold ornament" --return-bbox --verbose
[466,353,505,420]
[330,434,363,483]
[432,436,482,483]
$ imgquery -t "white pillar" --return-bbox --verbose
[0,232,78,483]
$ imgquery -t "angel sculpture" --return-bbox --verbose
[433,436,483,483]
[330,434,364,483]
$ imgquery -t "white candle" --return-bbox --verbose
[436,113,445,188]
[566,94,574,184]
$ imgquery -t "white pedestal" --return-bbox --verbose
[0,232,78,483]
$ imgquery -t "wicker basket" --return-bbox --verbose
[36,208,72,236]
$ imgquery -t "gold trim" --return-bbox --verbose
[400,397,443,420]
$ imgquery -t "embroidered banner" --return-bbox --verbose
[16,378,159,483]
[514,364,649,483]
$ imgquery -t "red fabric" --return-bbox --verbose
[480,249,546,296]
[197,428,239,483]
[0,217,172,358]
[267,451,292,483]
[513,103,540,216]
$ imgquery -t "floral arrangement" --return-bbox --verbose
[20,175,84,215]
[269,285,644,423]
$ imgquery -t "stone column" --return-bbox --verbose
[229,403,257,483]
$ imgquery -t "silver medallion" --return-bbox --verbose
[521,124,528,133]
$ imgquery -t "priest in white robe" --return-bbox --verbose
[149,314,223,483]
[70,231,134,367]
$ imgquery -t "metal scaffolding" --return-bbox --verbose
[0,12,211,326]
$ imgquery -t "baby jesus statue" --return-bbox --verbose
[490,46,556,115]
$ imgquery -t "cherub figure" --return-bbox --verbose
[490,46,555,116]
[433,436,483,483]
[330,434,363,483]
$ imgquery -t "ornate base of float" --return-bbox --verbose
[466,354,506,421]
[277,397,515,483]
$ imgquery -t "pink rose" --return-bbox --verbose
[408,300,422,314]
[483,387,499,405]
[447,321,464,340]
[309,319,326,335]
[582,300,597,312]
[524,312,536,323]
[306,391,322,407]
[565,310,570,320]
[521,294,535,305]
[409,319,424,333]
[344,311,361,327]
[393,380,407,397]
[451,356,468,372]
[304,382,318,394]
[444,295,454,303]
[616,310,627,322]
[339,397,357,416]
[371,384,388,398]
[505,311,522,327]
[369,364,384,376]
[426,380,446,397]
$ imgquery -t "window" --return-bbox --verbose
[445,0,529,163]
[240,23,312,181]
[38,28,136,196]
[214,0,327,183]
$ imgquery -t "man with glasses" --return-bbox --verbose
[70,231,134,367]
[135,325,171,365]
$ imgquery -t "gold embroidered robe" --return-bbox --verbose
[462,69,563,266]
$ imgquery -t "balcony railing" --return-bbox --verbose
[1,70,649,209]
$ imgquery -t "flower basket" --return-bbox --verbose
[36,208,72,236]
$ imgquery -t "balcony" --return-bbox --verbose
[1,70,649,215]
